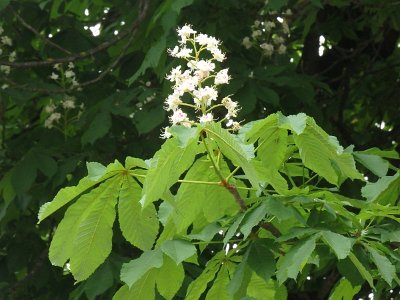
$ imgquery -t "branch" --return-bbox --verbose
[11,6,72,55]
[0,0,149,68]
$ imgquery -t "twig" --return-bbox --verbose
[11,6,72,55]
[0,0,149,68]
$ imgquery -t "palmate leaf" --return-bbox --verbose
[120,248,164,288]
[173,156,239,233]
[276,235,317,284]
[156,255,185,300]
[293,117,363,186]
[205,264,233,300]
[38,161,125,223]
[185,253,224,300]
[204,123,259,188]
[140,136,199,208]
[361,172,400,204]
[321,231,353,260]
[49,175,123,281]
[113,269,158,300]
[365,245,396,286]
[328,278,361,300]
[160,239,197,265]
[118,176,159,250]
[348,252,374,288]
[247,274,287,300]
[247,239,276,282]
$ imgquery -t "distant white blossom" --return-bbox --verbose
[215,69,230,85]
[199,113,214,123]
[50,72,59,80]
[1,36,12,46]
[160,127,172,139]
[0,65,10,75]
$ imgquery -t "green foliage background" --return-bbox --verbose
[0,0,399,299]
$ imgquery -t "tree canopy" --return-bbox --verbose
[0,0,399,299]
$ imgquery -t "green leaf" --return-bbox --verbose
[277,112,307,135]
[188,223,222,241]
[223,213,246,244]
[293,117,363,186]
[321,231,353,259]
[264,197,294,221]
[205,123,258,188]
[156,255,185,300]
[113,269,157,300]
[118,176,159,250]
[125,156,148,170]
[120,248,164,288]
[86,162,107,181]
[38,162,124,223]
[0,0,10,11]
[247,274,285,300]
[169,125,199,147]
[35,152,57,177]
[247,240,276,282]
[328,278,361,300]
[128,36,167,84]
[134,104,166,134]
[174,156,238,233]
[361,172,400,204]
[227,256,252,297]
[140,137,199,207]
[205,264,232,300]
[82,112,112,145]
[185,254,222,300]
[69,177,122,281]
[276,236,317,283]
[365,245,396,286]
[160,239,197,265]
[49,176,122,281]
[354,152,389,177]
[240,202,267,239]
[348,252,374,288]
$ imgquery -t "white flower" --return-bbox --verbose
[260,43,274,56]
[282,21,290,34]
[205,36,220,50]
[177,24,196,43]
[65,70,75,78]
[1,84,9,89]
[199,113,213,123]
[210,48,225,62]
[273,36,285,45]
[62,98,76,109]
[193,86,218,107]
[160,127,172,139]
[0,65,10,75]
[175,74,199,94]
[68,62,75,69]
[169,108,189,125]
[215,69,230,85]
[195,33,210,46]
[145,81,151,87]
[165,93,182,111]
[71,78,79,87]
[50,72,59,80]
[265,21,276,31]
[242,37,252,49]
[226,119,241,131]
[222,97,240,118]
[1,36,12,46]
[8,51,16,62]
[277,44,287,55]
[53,63,61,70]
[251,30,262,38]
[194,60,215,79]
[168,46,180,57]
[254,20,261,27]
[176,46,193,58]
[45,103,56,113]
[166,65,182,82]
[44,112,61,128]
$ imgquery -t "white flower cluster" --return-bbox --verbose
[44,96,84,129]
[51,62,79,89]
[242,9,291,58]
[0,25,16,77]
[161,24,241,139]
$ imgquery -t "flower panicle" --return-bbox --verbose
[161,24,241,138]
